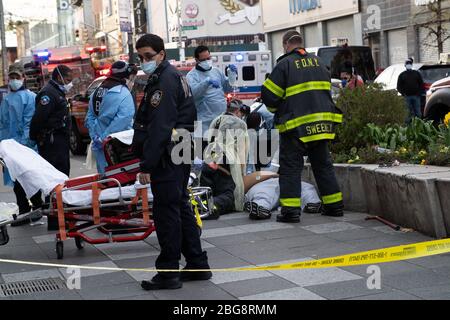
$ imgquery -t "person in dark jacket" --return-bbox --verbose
[30,65,73,176]
[132,34,211,291]
[261,30,344,223]
[397,58,424,122]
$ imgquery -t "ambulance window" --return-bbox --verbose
[248,55,257,61]
[223,56,231,62]
[243,66,255,81]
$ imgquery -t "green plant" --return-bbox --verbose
[332,84,408,155]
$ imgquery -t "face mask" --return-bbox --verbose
[198,60,213,71]
[142,61,158,75]
[63,82,74,93]
[9,79,24,91]
[341,79,348,88]
[405,64,413,70]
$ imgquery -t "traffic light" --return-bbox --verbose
[83,28,89,41]
[75,29,80,42]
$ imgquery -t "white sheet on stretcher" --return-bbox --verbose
[0,140,69,198]
[109,130,134,145]
[61,183,154,207]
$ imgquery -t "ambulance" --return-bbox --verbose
[210,51,273,105]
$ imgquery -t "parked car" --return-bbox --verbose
[374,63,450,111]
[424,76,450,123]
[68,70,149,155]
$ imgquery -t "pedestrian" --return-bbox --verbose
[186,45,237,141]
[339,61,364,90]
[132,34,212,290]
[85,61,137,174]
[261,30,344,223]
[0,63,43,226]
[397,58,424,122]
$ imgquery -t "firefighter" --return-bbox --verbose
[132,34,211,290]
[85,60,137,174]
[30,65,74,177]
[261,30,344,223]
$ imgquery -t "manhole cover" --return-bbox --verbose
[0,278,66,297]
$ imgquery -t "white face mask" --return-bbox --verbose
[405,64,413,70]
[198,60,213,70]
[64,82,74,93]
[9,79,24,91]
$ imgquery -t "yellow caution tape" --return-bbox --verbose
[0,239,449,273]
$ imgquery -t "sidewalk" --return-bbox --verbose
[0,158,449,300]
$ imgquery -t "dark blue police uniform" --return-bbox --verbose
[30,80,71,176]
[132,61,210,287]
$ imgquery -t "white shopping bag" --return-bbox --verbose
[0,202,19,223]
[85,141,97,170]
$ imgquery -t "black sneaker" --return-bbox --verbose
[10,210,43,227]
[245,202,271,220]
[276,207,301,223]
[203,208,220,221]
[141,274,182,290]
[322,208,344,217]
[304,203,323,214]
[180,269,213,282]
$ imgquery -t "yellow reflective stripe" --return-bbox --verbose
[263,79,285,98]
[276,112,343,133]
[322,192,343,205]
[300,133,336,143]
[267,106,277,113]
[285,81,331,98]
[280,198,302,208]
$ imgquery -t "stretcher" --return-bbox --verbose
[0,134,214,259]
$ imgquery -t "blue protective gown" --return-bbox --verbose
[85,84,135,174]
[186,67,232,136]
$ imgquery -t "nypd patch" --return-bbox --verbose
[40,95,51,106]
[150,90,163,108]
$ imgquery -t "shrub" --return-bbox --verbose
[331,84,408,155]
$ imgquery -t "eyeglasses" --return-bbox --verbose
[138,51,160,63]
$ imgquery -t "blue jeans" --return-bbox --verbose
[405,96,422,122]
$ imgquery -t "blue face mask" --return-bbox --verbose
[9,79,24,91]
[341,79,348,88]
[142,61,158,75]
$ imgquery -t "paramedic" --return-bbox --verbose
[0,63,43,226]
[30,65,74,177]
[187,45,237,138]
[85,60,137,174]
[261,30,344,223]
[132,34,211,291]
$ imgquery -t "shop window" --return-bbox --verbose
[243,66,255,81]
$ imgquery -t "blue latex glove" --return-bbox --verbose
[209,79,220,89]
[92,136,103,151]
[228,64,238,73]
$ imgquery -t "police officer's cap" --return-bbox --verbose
[110,61,138,79]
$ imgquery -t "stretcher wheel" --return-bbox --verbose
[56,241,64,260]
[75,237,84,250]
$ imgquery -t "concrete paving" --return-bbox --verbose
[0,156,449,300]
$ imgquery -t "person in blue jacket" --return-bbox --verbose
[187,45,237,140]
[0,63,43,226]
[85,61,138,174]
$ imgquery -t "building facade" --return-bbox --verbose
[261,0,363,60]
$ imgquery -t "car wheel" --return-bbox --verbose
[70,119,88,156]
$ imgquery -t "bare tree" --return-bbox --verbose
[416,0,450,55]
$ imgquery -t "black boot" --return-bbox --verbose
[322,207,344,217]
[141,274,182,290]
[276,207,301,223]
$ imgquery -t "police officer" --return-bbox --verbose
[85,60,137,174]
[132,34,211,290]
[0,63,43,226]
[261,30,344,223]
[30,65,73,177]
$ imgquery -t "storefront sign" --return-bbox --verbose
[289,0,322,14]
